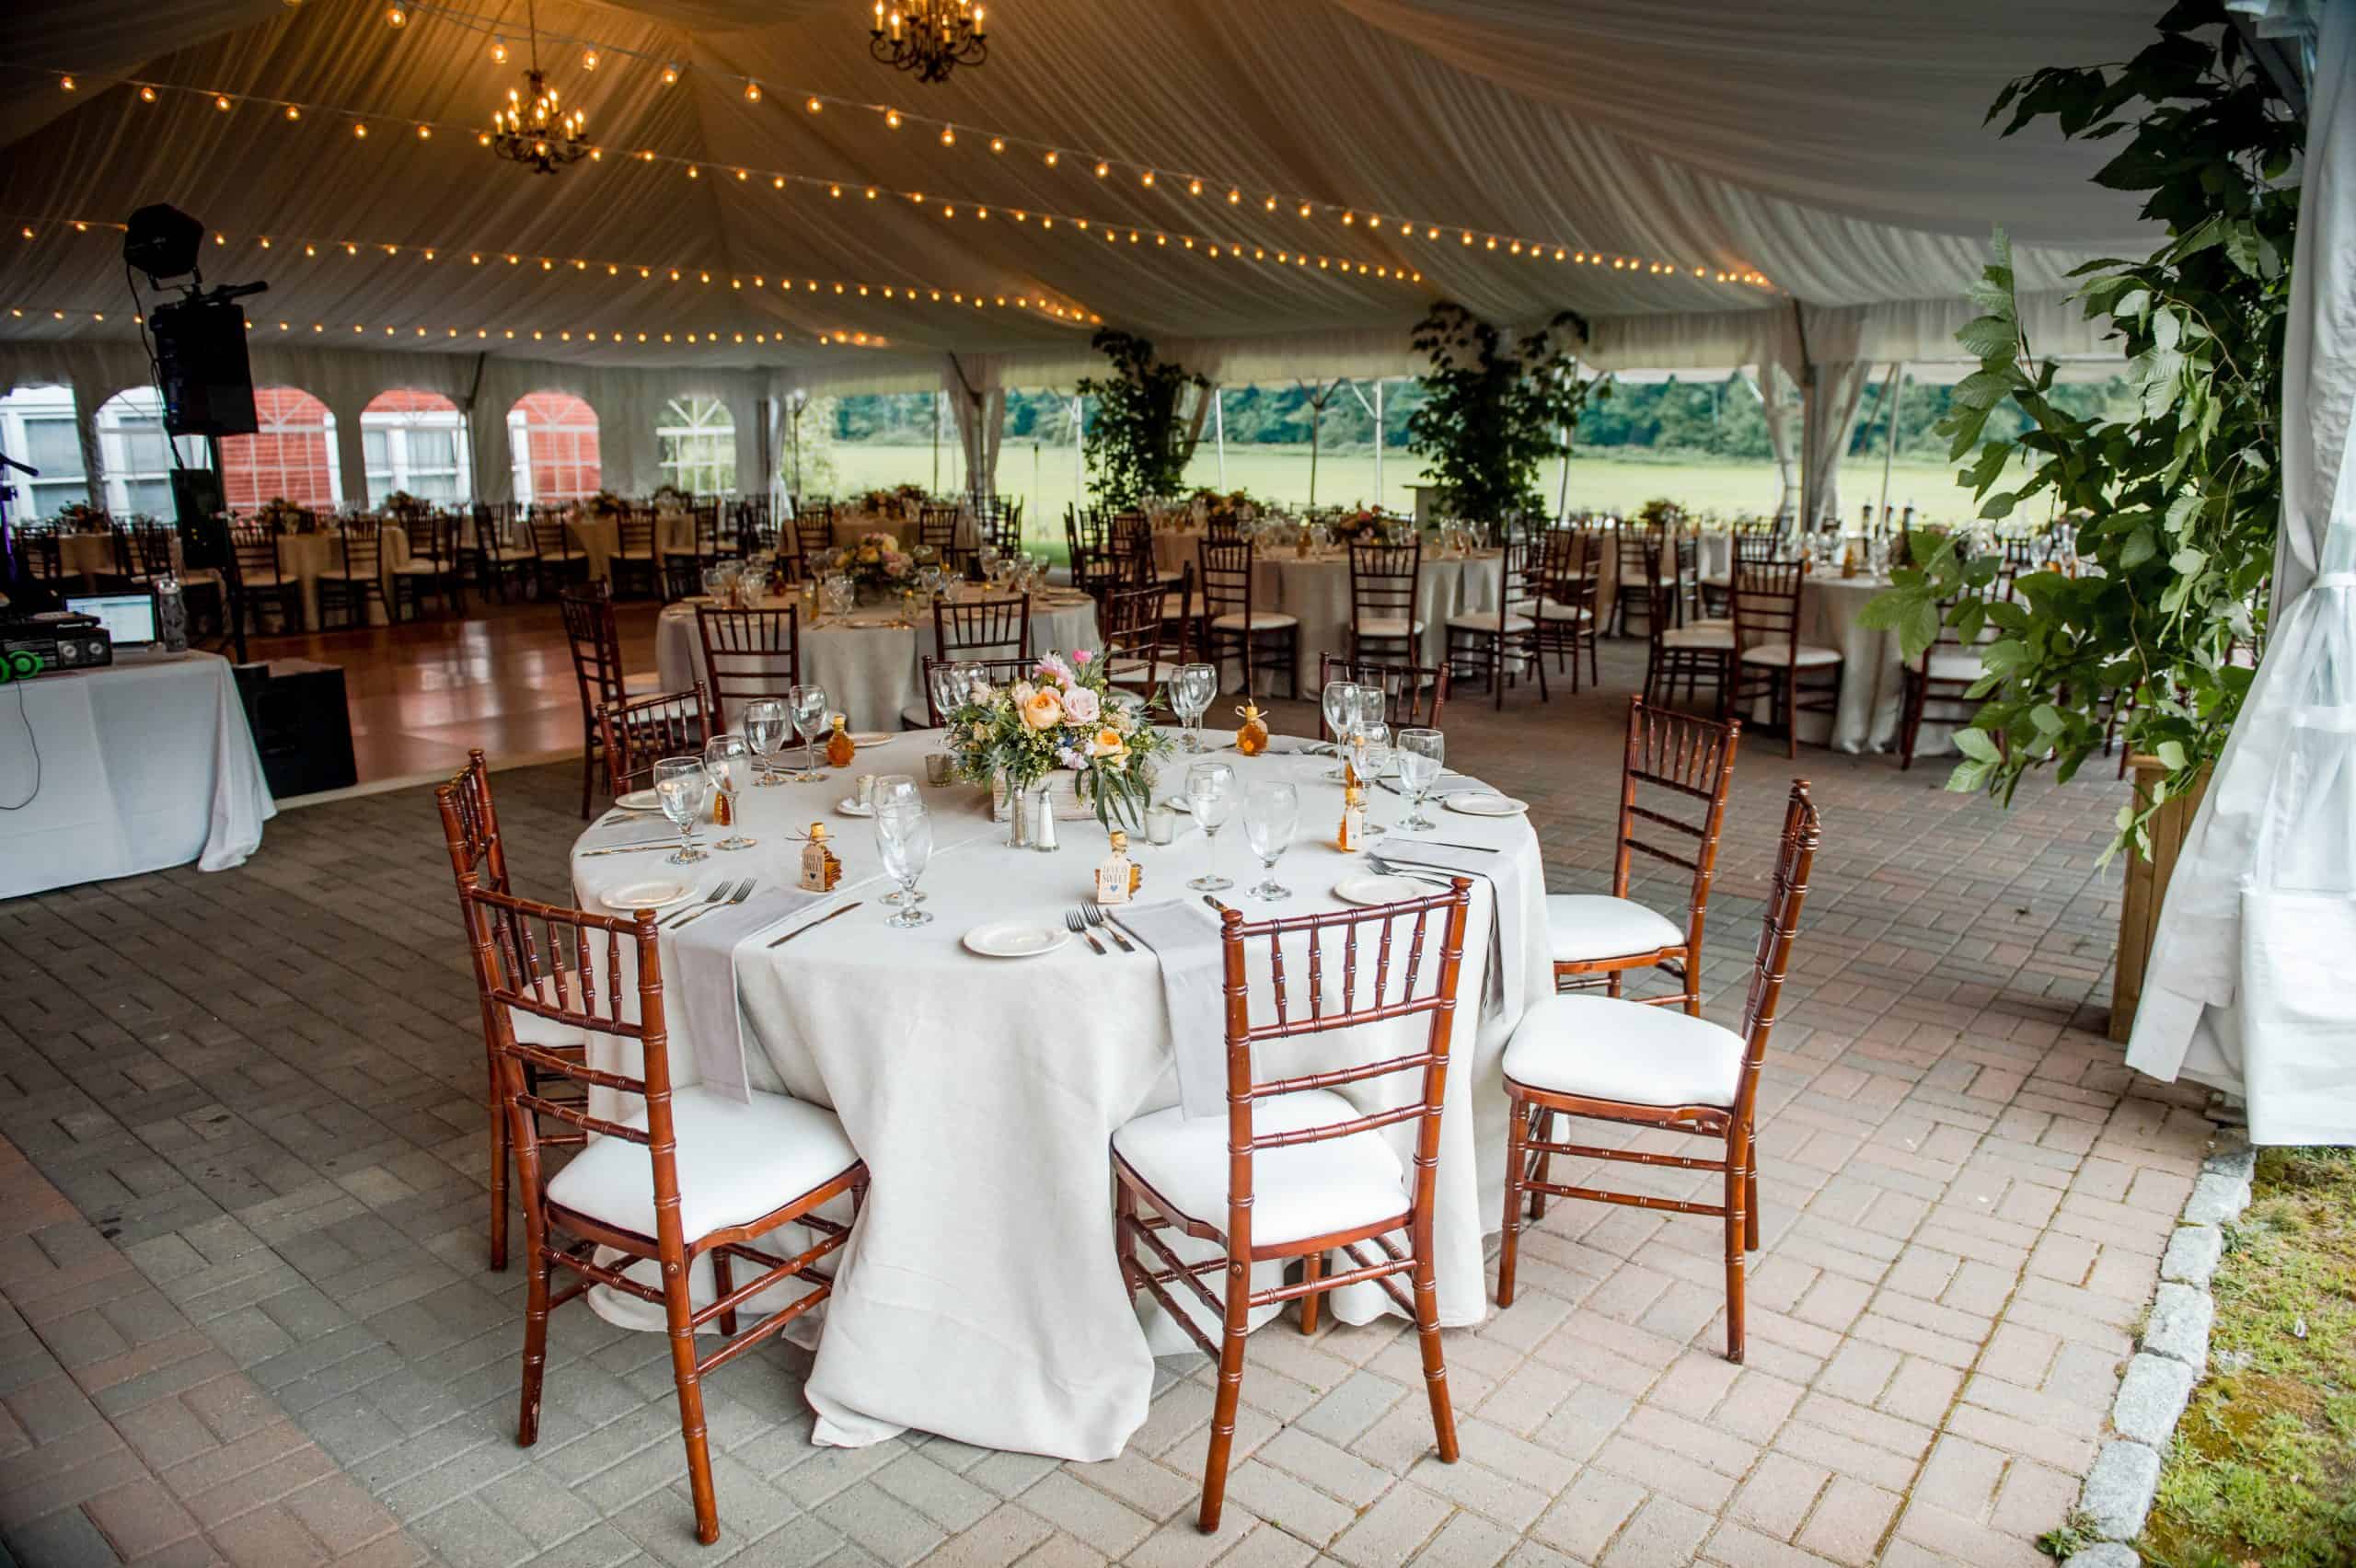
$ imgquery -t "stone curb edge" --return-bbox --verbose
[2061,1125,2256,1568]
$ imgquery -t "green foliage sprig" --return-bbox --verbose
[1860,0,2297,856]
[1404,303,1609,524]
[1077,329,1209,509]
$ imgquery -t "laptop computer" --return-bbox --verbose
[64,591,186,661]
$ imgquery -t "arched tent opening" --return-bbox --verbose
[656,396,735,496]
[507,392,601,504]
[362,390,472,509]
[0,384,91,519]
[92,387,213,518]
[219,386,339,513]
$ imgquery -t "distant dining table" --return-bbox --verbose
[271,525,409,628]
[653,588,1102,731]
[1219,546,1507,693]
[564,510,697,584]
[563,729,1548,1460]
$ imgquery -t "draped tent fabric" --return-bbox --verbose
[2126,0,2356,1144]
[1800,361,1875,530]
[0,0,2163,388]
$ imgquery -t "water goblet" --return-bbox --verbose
[1171,663,1216,751]
[700,564,731,601]
[700,735,756,850]
[787,684,830,782]
[872,775,925,904]
[1353,720,1391,836]
[1241,781,1299,902]
[1321,681,1362,778]
[653,756,710,866]
[745,698,789,786]
[1396,728,1445,832]
[1184,762,1237,892]
[874,801,934,928]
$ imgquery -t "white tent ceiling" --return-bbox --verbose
[1,0,2165,383]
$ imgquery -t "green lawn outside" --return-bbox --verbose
[802,442,1996,536]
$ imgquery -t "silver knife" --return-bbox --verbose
[767,902,861,947]
[580,840,703,858]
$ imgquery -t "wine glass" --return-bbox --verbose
[653,756,710,865]
[872,775,925,904]
[1396,728,1445,832]
[1185,762,1237,892]
[1242,781,1298,902]
[1321,681,1362,777]
[745,698,788,786]
[1171,663,1216,751]
[929,662,971,734]
[874,802,934,928]
[700,564,731,601]
[1353,720,1391,837]
[787,685,829,782]
[701,735,756,851]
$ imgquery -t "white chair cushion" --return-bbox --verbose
[1738,642,1842,668]
[1545,894,1685,964]
[1356,616,1423,638]
[1533,601,1591,622]
[1925,650,1986,682]
[1209,611,1298,632]
[314,567,377,582]
[1113,1089,1406,1247]
[1108,658,1185,686]
[661,546,703,558]
[614,547,657,560]
[900,698,933,730]
[508,1006,587,1050]
[1448,612,1533,634]
[1698,571,1731,588]
[392,559,444,575]
[546,1085,860,1240]
[1684,616,1734,630]
[1661,625,1735,651]
[1504,994,1745,1110]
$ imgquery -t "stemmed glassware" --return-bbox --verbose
[700,735,756,850]
[744,698,789,786]
[1354,720,1391,837]
[1242,781,1299,901]
[1321,681,1363,778]
[1184,762,1237,892]
[872,776,925,905]
[1396,728,1445,832]
[928,662,971,738]
[653,756,710,865]
[874,801,934,928]
[787,685,829,782]
[1170,663,1217,751]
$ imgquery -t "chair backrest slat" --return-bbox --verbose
[1731,783,1823,1124]
[1611,699,1740,950]
[696,606,801,727]
[597,683,717,799]
[933,594,1032,660]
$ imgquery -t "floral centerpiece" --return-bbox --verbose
[1334,507,1396,546]
[581,490,628,521]
[831,530,914,593]
[1192,487,1254,530]
[860,487,898,513]
[254,497,319,535]
[650,483,694,512]
[380,490,422,517]
[1635,497,1687,532]
[945,650,1172,829]
[50,502,105,534]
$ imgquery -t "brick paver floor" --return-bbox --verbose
[0,640,2219,1566]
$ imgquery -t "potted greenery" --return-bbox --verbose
[1404,302,1610,528]
[1078,329,1208,509]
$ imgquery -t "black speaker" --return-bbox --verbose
[124,203,205,282]
[151,294,258,437]
[233,660,358,798]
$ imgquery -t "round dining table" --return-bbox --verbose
[825,504,984,554]
[565,729,1549,1461]
[1239,548,1506,693]
[270,525,410,628]
[653,589,1102,731]
[565,511,696,583]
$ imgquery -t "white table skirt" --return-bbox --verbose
[654,594,1102,732]
[271,525,410,628]
[1249,551,1505,692]
[1735,575,1958,755]
[0,652,274,899]
[567,732,1547,1461]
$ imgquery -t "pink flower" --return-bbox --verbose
[1062,686,1102,725]
[1035,653,1075,689]
[1071,648,1094,665]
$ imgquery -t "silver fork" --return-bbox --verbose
[1079,904,1134,952]
[677,878,757,929]
[670,880,747,929]
[1065,908,1108,955]
[659,882,732,928]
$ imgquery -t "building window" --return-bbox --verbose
[362,390,471,507]
[0,386,93,519]
[218,386,341,513]
[92,387,214,519]
[657,396,736,495]
[506,392,601,503]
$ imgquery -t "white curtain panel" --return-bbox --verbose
[1753,363,1799,522]
[2128,0,2356,1143]
[1799,360,1876,528]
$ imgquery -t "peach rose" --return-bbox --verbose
[1085,726,1127,762]
[1021,686,1066,730]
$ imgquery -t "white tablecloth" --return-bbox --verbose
[1250,550,1505,691]
[567,733,1547,1461]
[271,525,410,628]
[0,652,274,899]
[1735,574,1958,755]
[654,593,1101,732]
[566,513,696,584]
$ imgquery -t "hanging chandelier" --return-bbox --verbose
[870,1,987,86]
[491,0,587,173]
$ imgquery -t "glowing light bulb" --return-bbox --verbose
[491,40,508,63]
[885,110,902,128]
[1044,150,1058,167]
[744,80,760,102]
[661,64,679,85]
[352,121,367,137]
[940,127,954,145]
[60,76,75,90]
[139,86,156,103]
[989,136,1004,153]
[1093,160,1109,178]
[386,6,405,26]
[215,95,232,110]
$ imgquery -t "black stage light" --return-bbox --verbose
[123,202,205,283]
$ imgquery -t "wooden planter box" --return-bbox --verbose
[2109,755,2212,1043]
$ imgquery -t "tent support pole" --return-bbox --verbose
[1072,393,1084,511]
[1876,362,1906,531]
[1214,388,1226,488]
[1345,379,1383,505]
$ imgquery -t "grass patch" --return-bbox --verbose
[2139,1146,2356,1568]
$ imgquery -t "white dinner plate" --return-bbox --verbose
[1446,791,1529,817]
[1165,796,1191,813]
[849,731,895,747]
[613,788,664,812]
[1334,873,1433,906]
[962,921,1074,959]
[837,799,875,817]
[601,879,694,912]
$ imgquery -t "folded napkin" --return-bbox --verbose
[667,887,830,1101]
[1117,901,1230,1119]
[1374,839,1524,1013]
[579,810,685,851]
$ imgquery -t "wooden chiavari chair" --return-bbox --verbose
[1547,698,1739,1011]
[662,501,721,577]
[225,524,293,633]
[1066,509,1123,604]
[611,508,663,599]
[1346,539,1424,664]
[1156,561,1196,663]
[1607,524,1660,639]
[389,511,468,620]
[1899,595,1988,770]
[435,752,589,1272]
[1500,782,1821,1365]
[528,507,585,597]
[470,504,538,602]
[317,517,387,628]
[1641,551,1734,717]
[1446,538,1546,710]
[919,654,1033,725]
[932,593,1032,661]
[1531,527,1600,691]
[1701,521,1779,618]
[1315,654,1449,734]
[560,586,656,818]
[597,682,718,798]
[454,879,866,1545]
[918,503,964,565]
[1112,880,1474,1531]
[695,605,801,731]
[16,523,61,584]
[990,499,1023,559]
[793,504,835,566]
[1197,538,1298,699]
[1730,560,1842,758]
[1101,579,1179,696]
